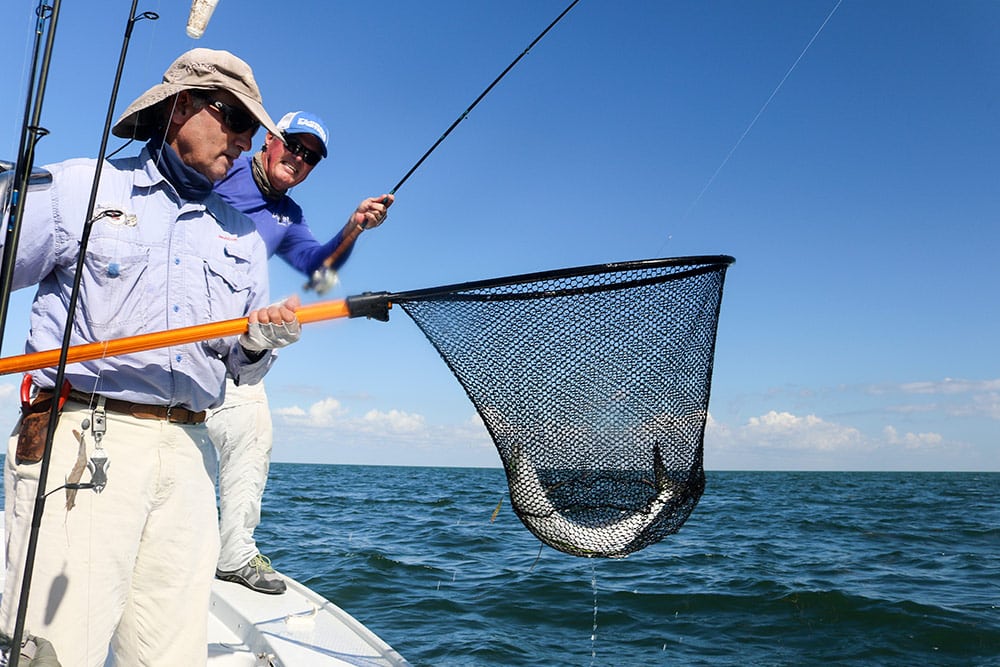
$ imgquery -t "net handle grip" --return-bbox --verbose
[0,297,361,376]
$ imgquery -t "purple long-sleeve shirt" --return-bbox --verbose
[213,156,353,274]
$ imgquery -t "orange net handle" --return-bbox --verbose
[0,299,351,376]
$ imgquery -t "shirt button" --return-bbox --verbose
[175,355,182,363]
[173,304,180,312]
[174,257,180,265]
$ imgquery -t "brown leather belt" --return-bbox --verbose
[66,391,206,425]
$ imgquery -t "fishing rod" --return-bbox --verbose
[305,0,581,294]
[7,4,159,664]
[0,0,63,356]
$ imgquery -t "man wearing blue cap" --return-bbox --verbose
[209,111,392,594]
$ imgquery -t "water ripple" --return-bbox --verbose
[254,466,1000,666]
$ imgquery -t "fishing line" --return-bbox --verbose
[590,562,599,667]
[529,543,544,572]
[105,138,136,160]
[4,4,43,157]
[306,0,581,293]
[672,0,843,230]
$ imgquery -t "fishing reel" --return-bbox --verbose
[305,266,339,295]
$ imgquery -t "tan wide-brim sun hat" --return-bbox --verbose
[112,48,281,141]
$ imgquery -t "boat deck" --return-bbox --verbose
[206,570,410,666]
[0,512,410,666]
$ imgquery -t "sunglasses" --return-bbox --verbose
[282,133,322,166]
[196,94,260,136]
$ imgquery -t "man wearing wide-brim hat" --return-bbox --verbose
[0,48,300,666]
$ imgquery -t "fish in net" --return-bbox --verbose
[352,255,734,558]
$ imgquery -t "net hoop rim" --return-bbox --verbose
[389,255,735,304]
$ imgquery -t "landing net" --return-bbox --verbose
[392,256,734,558]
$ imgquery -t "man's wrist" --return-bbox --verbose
[241,345,267,362]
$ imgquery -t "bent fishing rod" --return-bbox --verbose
[305,0,580,294]
[7,4,159,664]
[0,0,63,355]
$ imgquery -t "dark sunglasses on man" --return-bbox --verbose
[191,91,260,136]
[281,133,322,166]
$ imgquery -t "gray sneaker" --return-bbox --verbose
[216,553,287,595]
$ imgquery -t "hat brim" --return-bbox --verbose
[230,90,282,139]
[112,83,282,142]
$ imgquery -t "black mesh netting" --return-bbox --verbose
[392,256,733,558]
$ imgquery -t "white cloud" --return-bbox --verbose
[970,392,1000,420]
[274,397,490,446]
[360,409,425,433]
[307,398,348,426]
[0,382,21,429]
[269,386,991,469]
[897,378,1000,396]
[704,406,973,470]
[882,425,944,449]
[871,378,1000,421]
[740,410,864,451]
[273,397,348,428]
[884,402,939,415]
[270,395,496,466]
[705,412,731,440]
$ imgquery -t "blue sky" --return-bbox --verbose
[1,1,997,471]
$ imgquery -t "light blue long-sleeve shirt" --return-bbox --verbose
[5,147,274,412]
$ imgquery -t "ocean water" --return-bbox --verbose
[254,466,1000,667]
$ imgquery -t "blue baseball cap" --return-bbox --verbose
[276,111,330,158]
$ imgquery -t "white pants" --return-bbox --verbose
[205,378,272,572]
[1,403,219,667]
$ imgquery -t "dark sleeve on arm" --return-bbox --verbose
[276,221,355,276]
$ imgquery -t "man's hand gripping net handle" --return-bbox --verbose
[0,294,393,376]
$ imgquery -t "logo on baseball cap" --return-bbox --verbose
[276,111,329,157]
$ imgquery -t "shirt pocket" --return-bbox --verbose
[81,246,152,332]
[203,245,254,323]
